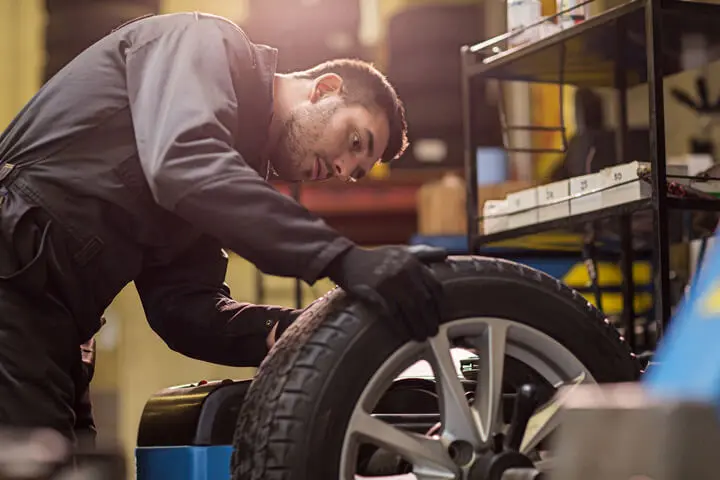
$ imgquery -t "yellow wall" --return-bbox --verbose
[0,0,45,130]
[529,0,577,181]
[162,0,248,22]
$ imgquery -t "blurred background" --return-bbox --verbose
[2,0,720,469]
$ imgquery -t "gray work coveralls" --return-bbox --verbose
[0,12,353,440]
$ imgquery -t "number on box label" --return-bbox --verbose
[614,172,623,181]
[546,190,554,200]
[580,179,588,190]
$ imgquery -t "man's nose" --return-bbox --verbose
[331,157,355,180]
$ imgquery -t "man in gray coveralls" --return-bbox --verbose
[0,12,443,442]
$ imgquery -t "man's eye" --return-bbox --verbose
[351,133,362,152]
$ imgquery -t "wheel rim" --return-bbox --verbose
[340,317,597,480]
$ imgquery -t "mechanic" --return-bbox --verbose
[0,12,443,444]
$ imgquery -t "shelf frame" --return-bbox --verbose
[461,0,720,353]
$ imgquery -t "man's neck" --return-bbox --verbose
[263,74,290,159]
[264,74,313,157]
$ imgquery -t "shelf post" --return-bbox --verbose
[462,46,480,254]
[291,182,304,308]
[255,268,265,305]
[645,0,671,335]
[615,18,636,352]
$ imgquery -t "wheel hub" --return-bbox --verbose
[467,451,534,480]
[453,382,542,480]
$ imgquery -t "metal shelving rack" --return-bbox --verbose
[461,0,720,351]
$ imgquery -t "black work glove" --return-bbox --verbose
[324,245,445,341]
[274,309,303,342]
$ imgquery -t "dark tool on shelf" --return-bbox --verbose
[671,75,720,156]
[637,164,719,201]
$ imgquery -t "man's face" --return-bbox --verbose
[270,76,390,183]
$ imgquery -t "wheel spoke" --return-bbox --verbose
[426,331,483,448]
[349,411,457,478]
[471,321,509,442]
[355,474,450,480]
[355,475,416,480]
[520,371,587,454]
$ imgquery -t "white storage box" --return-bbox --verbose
[600,161,650,208]
[601,161,688,208]
[570,173,603,215]
[506,187,539,229]
[482,199,509,234]
[669,155,720,193]
[537,180,570,222]
[669,154,713,177]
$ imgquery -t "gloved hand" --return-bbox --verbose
[325,245,444,341]
[274,309,303,341]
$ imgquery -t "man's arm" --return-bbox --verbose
[135,235,298,367]
[125,14,353,285]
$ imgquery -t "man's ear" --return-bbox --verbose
[310,73,343,103]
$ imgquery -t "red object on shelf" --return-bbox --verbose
[269,170,459,245]
[271,182,418,216]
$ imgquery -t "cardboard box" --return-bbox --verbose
[538,180,570,222]
[506,187,539,229]
[416,174,535,235]
[416,173,467,235]
[570,173,603,215]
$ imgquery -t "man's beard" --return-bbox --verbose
[270,101,340,181]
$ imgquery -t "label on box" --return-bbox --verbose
[483,199,509,234]
[538,180,570,206]
[602,161,649,187]
[483,199,508,218]
[506,187,538,214]
[571,174,596,195]
[569,173,603,215]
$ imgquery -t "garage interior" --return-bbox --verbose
[2,0,720,478]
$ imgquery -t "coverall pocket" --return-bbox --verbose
[0,219,53,293]
[12,177,103,267]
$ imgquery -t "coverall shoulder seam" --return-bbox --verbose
[124,13,228,57]
[124,15,195,57]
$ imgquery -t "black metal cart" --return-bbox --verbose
[461,0,720,352]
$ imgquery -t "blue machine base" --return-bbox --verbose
[645,231,720,403]
[136,446,232,480]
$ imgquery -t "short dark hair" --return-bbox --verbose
[294,59,409,164]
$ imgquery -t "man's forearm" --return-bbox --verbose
[143,292,297,367]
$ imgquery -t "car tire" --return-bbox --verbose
[230,256,642,480]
